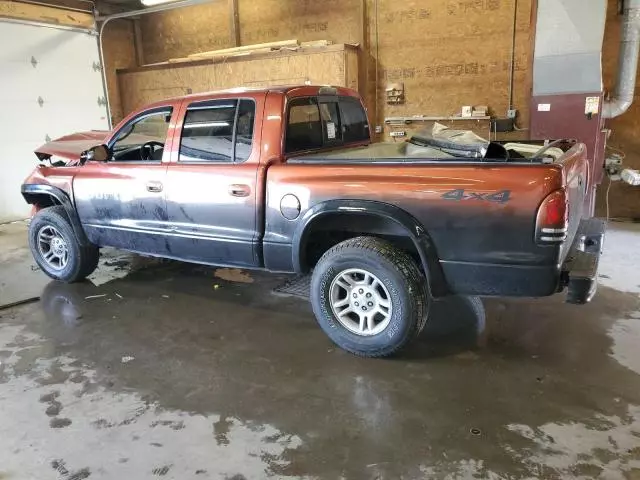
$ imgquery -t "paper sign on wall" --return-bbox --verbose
[538,103,551,112]
[326,122,336,139]
[585,96,600,115]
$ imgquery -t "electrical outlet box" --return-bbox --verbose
[507,109,517,119]
[375,125,383,134]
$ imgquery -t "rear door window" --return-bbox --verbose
[286,98,322,153]
[339,97,369,143]
[180,99,255,163]
[285,95,369,153]
[235,99,255,162]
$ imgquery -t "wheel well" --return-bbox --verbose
[299,212,422,272]
[23,193,60,209]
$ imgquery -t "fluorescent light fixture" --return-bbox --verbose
[141,0,182,7]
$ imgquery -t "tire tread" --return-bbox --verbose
[314,236,429,358]
[29,206,99,282]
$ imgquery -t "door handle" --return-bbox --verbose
[228,184,251,197]
[146,181,163,193]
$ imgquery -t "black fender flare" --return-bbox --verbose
[21,184,90,246]
[292,199,448,297]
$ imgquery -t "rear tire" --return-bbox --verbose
[310,236,429,357]
[29,206,99,283]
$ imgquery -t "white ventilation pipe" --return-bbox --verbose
[603,0,640,119]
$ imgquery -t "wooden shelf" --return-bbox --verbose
[385,116,491,124]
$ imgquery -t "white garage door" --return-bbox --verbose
[0,19,109,222]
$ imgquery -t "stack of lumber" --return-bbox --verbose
[163,39,333,64]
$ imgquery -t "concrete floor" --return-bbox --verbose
[1,222,640,479]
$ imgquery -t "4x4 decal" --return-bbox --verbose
[441,189,511,203]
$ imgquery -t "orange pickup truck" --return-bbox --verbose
[22,85,605,357]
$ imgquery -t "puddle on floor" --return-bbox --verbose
[0,324,307,479]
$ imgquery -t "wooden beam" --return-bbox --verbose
[358,0,367,100]
[0,0,95,28]
[18,0,93,14]
[228,0,239,47]
[132,18,145,67]
[187,39,298,59]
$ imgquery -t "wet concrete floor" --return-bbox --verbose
[1,222,640,479]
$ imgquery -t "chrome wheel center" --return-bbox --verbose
[51,237,65,255]
[37,225,69,271]
[329,268,392,336]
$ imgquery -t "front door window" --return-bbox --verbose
[111,109,172,162]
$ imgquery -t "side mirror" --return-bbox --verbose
[80,144,110,165]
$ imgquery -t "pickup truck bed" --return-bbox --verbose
[265,139,589,299]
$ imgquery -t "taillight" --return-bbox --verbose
[535,189,568,244]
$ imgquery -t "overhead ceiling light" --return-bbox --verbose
[141,0,182,6]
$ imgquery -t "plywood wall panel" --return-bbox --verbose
[371,0,532,129]
[117,46,356,115]
[102,19,137,124]
[140,1,232,64]
[238,0,360,46]
[139,0,360,64]
[345,47,359,93]
[135,0,534,138]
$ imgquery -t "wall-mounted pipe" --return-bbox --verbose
[507,0,518,111]
[603,0,640,119]
[97,0,215,128]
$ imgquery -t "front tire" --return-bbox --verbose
[310,236,429,357]
[29,206,99,283]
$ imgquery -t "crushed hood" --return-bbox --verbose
[34,131,110,161]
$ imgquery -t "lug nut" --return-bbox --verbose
[355,302,359,306]
[353,293,357,298]
[368,302,373,307]
[366,293,372,298]
[359,288,364,294]
[362,306,367,311]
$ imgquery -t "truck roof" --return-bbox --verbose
[146,85,361,109]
